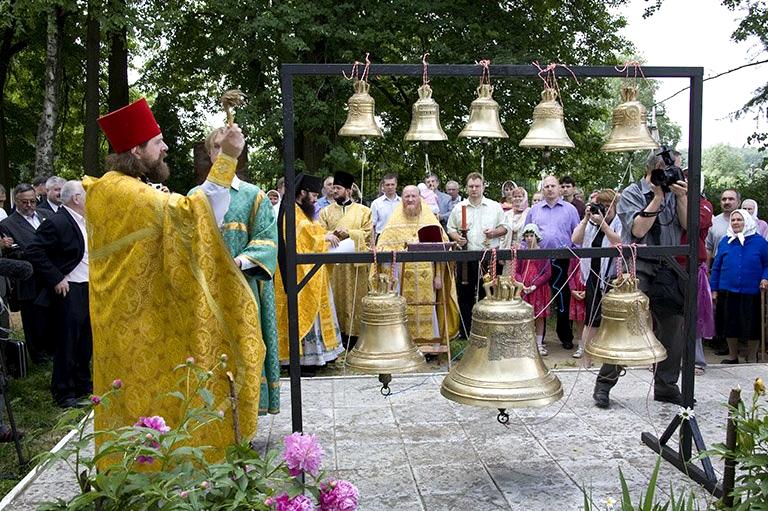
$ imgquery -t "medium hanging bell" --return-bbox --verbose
[458,84,509,139]
[339,79,383,138]
[441,276,562,422]
[519,87,575,149]
[346,273,427,395]
[404,84,448,142]
[585,274,667,366]
[602,84,659,152]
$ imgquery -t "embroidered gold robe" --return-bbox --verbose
[84,155,264,461]
[318,201,372,337]
[275,204,339,361]
[376,202,460,342]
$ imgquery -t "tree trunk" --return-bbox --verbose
[107,0,129,114]
[34,6,65,178]
[83,0,101,176]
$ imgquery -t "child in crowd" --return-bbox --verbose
[417,182,440,215]
[515,224,551,355]
[568,257,586,358]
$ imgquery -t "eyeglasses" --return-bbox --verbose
[17,199,36,205]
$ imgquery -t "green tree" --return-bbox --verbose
[702,143,749,188]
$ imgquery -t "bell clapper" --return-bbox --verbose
[541,146,552,167]
[497,409,510,425]
[379,373,393,396]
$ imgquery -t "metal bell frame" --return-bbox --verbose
[279,63,713,494]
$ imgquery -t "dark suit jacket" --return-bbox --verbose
[36,199,59,214]
[0,210,50,302]
[26,208,85,292]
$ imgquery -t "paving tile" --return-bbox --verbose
[392,400,457,424]
[335,440,408,470]
[334,466,418,499]
[398,422,469,443]
[412,463,499,498]
[359,494,425,511]
[421,492,511,511]
[335,421,403,445]
[335,405,396,426]
[472,434,551,464]
[404,441,480,467]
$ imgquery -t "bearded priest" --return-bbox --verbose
[275,174,343,373]
[376,185,460,346]
[318,171,372,348]
[85,98,265,459]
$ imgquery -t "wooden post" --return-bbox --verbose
[722,387,741,507]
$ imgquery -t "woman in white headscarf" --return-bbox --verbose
[710,209,768,363]
[741,199,768,239]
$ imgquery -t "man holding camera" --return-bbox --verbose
[593,149,688,408]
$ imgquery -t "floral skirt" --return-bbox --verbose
[524,285,551,318]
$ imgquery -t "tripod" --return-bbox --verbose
[0,297,26,467]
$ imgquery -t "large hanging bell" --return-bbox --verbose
[602,84,659,152]
[441,276,562,422]
[339,79,383,138]
[519,87,575,149]
[585,274,667,366]
[458,84,509,139]
[404,84,448,142]
[346,273,427,395]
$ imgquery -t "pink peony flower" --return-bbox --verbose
[90,395,101,405]
[134,416,171,433]
[266,493,316,511]
[283,433,324,477]
[319,480,359,511]
[111,379,122,389]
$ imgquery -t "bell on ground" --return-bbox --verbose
[346,273,427,395]
[519,87,574,149]
[585,274,667,366]
[441,276,562,423]
[458,84,509,139]
[602,84,659,152]
[404,84,448,142]
[338,79,383,138]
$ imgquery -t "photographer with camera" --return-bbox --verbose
[593,148,688,408]
[572,189,623,359]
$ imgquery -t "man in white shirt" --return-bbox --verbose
[706,188,740,267]
[447,172,507,334]
[26,181,92,408]
[370,173,401,239]
[445,180,462,213]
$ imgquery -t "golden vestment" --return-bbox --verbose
[376,203,460,342]
[318,201,372,337]
[84,154,265,460]
[275,205,338,360]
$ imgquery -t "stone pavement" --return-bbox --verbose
[4,364,767,511]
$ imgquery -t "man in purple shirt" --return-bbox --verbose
[525,175,580,349]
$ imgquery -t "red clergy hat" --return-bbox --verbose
[97,98,161,153]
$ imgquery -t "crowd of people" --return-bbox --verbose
[1,96,767,449]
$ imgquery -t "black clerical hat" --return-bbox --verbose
[333,171,354,189]
[295,173,324,194]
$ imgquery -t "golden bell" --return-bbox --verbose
[519,87,575,149]
[346,274,427,393]
[404,84,448,142]
[458,84,509,139]
[602,84,659,152]
[585,274,668,366]
[441,276,562,421]
[338,79,383,138]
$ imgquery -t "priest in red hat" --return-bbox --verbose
[83,98,265,461]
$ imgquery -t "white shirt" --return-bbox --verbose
[446,197,507,251]
[371,194,401,234]
[63,205,89,283]
[22,211,42,229]
[705,213,730,257]
[0,209,7,221]
[46,200,60,212]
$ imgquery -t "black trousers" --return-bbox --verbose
[456,256,502,337]
[19,300,51,362]
[595,272,685,399]
[550,258,573,345]
[50,282,93,404]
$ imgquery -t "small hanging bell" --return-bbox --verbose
[441,276,562,423]
[519,87,574,149]
[339,79,383,138]
[585,274,668,366]
[404,84,448,142]
[602,84,659,152]
[458,84,509,139]
[346,273,427,395]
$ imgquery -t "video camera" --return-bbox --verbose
[650,145,684,193]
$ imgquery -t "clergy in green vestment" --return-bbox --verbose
[190,127,280,415]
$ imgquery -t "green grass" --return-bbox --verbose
[0,360,79,496]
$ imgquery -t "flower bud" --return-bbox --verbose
[755,377,766,395]
[185,356,195,366]
[217,410,225,418]
[179,490,188,499]
[220,354,228,363]
[200,481,209,490]
[112,379,122,390]
[90,395,101,405]
[146,433,154,441]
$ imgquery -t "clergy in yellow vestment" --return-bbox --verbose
[318,171,372,340]
[87,98,264,461]
[275,174,343,366]
[376,185,460,343]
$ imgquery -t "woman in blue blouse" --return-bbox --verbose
[710,209,768,363]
